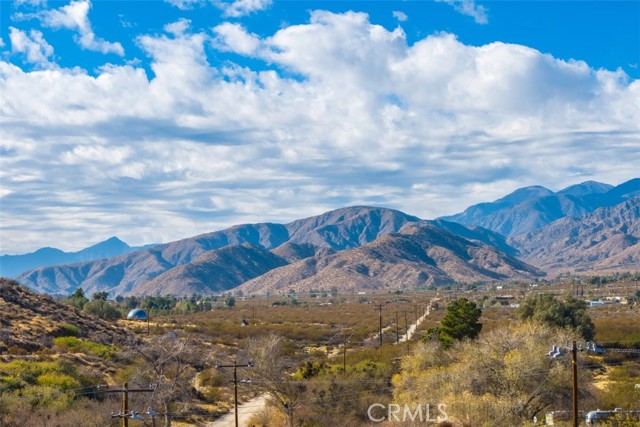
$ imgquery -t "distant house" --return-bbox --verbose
[127,308,148,320]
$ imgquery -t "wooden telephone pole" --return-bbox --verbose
[106,383,156,427]
[373,304,385,347]
[215,361,254,427]
[571,341,578,427]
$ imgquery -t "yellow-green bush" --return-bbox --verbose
[37,372,82,390]
[53,336,117,359]
[0,359,93,409]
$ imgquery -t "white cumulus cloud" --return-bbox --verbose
[437,0,488,24]
[8,27,56,69]
[212,22,261,55]
[35,0,125,55]
[0,10,638,253]
[14,0,47,6]
[215,0,272,18]
[164,0,204,10]
[392,11,408,22]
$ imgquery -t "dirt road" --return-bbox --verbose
[209,394,268,427]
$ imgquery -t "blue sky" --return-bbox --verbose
[0,0,639,254]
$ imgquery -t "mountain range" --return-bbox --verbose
[13,207,534,296]
[14,207,422,295]
[440,179,639,236]
[510,197,640,272]
[0,237,155,277]
[237,222,542,295]
[7,178,640,297]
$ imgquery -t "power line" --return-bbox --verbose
[215,360,254,427]
[103,383,156,427]
[373,303,386,348]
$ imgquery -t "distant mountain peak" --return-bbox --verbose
[494,185,554,205]
[510,196,640,272]
[104,236,126,243]
[1,236,134,278]
[558,180,612,197]
[85,236,130,250]
[237,219,543,295]
[439,178,638,237]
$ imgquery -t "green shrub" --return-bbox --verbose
[37,372,82,390]
[6,345,28,355]
[19,385,73,409]
[82,300,121,321]
[0,359,92,401]
[53,336,117,359]
[201,387,222,402]
[58,324,82,337]
[197,369,226,387]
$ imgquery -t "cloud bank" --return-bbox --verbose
[0,10,638,253]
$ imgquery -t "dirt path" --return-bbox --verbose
[396,300,439,344]
[397,309,429,343]
[209,394,268,427]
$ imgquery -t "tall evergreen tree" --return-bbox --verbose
[438,298,483,348]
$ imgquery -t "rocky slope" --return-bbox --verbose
[0,278,130,353]
[131,244,288,296]
[237,222,543,295]
[509,197,640,272]
[14,207,422,295]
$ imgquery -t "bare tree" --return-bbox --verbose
[130,334,201,427]
[244,333,307,427]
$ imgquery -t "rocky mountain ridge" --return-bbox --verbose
[14,207,424,295]
[9,178,640,296]
[440,179,638,236]
[510,197,640,273]
[237,222,543,295]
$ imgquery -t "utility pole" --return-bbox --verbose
[549,341,640,427]
[106,383,156,427]
[571,341,578,427]
[402,310,409,338]
[405,310,410,355]
[122,383,128,427]
[343,336,348,374]
[338,328,352,375]
[215,360,254,427]
[252,304,256,325]
[395,311,399,344]
[373,304,385,348]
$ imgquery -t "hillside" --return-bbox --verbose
[509,197,640,272]
[440,179,638,236]
[271,242,337,262]
[14,207,422,296]
[237,222,543,295]
[14,184,640,297]
[0,278,130,354]
[131,244,289,296]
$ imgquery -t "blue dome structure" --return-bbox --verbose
[127,308,148,320]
